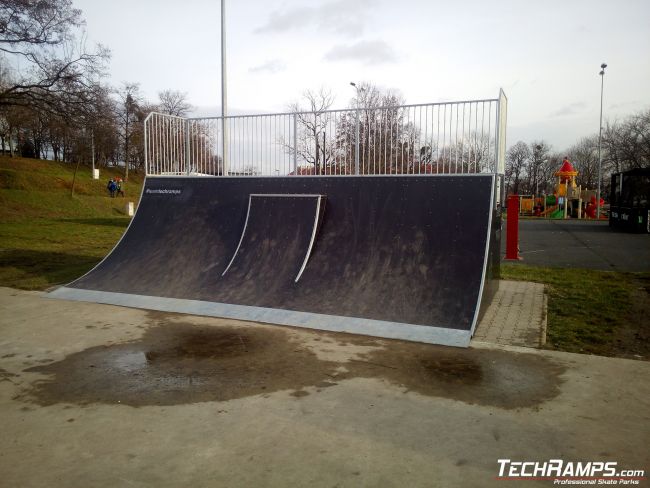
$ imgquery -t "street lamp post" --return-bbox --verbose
[597,62,607,220]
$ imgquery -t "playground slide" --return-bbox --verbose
[539,205,558,217]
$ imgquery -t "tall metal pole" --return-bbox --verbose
[221,0,228,176]
[596,63,607,220]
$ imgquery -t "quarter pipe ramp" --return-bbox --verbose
[50,175,500,347]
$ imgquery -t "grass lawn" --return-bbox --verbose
[502,264,650,360]
[0,156,144,289]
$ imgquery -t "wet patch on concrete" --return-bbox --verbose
[19,315,565,409]
[21,322,329,407]
[358,341,566,409]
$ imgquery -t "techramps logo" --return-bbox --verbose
[496,459,645,485]
[145,188,182,195]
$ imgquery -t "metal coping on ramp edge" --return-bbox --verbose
[47,288,472,347]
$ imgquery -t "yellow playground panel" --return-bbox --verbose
[519,196,535,214]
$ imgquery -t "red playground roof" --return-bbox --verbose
[556,160,577,176]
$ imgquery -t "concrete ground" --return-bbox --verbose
[1,287,649,487]
[501,219,650,271]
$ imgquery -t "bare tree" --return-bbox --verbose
[339,82,424,174]
[505,141,531,195]
[281,87,335,173]
[567,136,599,189]
[540,151,563,195]
[85,85,119,167]
[528,141,552,195]
[116,83,142,179]
[284,83,459,175]
[602,109,650,173]
[158,89,193,117]
[352,84,412,173]
[0,0,109,114]
[440,133,495,174]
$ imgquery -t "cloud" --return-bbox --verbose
[255,0,374,38]
[323,40,398,65]
[549,102,586,118]
[249,59,287,74]
[607,100,639,111]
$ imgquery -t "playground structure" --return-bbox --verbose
[50,91,508,348]
[517,158,602,219]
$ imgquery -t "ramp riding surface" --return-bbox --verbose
[51,175,500,347]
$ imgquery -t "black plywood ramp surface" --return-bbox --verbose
[51,175,500,347]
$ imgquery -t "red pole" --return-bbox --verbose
[505,194,522,260]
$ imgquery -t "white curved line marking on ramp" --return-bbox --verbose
[295,196,322,283]
[221,195,253,276]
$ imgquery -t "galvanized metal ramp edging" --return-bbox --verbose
[48,287,472,347]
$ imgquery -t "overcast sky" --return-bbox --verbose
[75,0,650,151]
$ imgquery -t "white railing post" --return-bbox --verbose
[293,114,298,174]
[144,114,149,176]
[496,89,508,175]
[355,108,360,175]
[222,117,229,176]
[185,119,191,175]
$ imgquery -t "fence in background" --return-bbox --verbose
[144,90,507,177]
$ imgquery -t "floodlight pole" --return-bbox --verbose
[221,0,228,176]
[597,62,607,219]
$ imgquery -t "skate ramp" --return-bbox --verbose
[50,175,499,347]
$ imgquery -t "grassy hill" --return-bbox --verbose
[0,156,144,289]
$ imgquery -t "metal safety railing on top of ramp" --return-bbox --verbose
[144,90,507,178]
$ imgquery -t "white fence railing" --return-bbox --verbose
[144,91,507,177]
